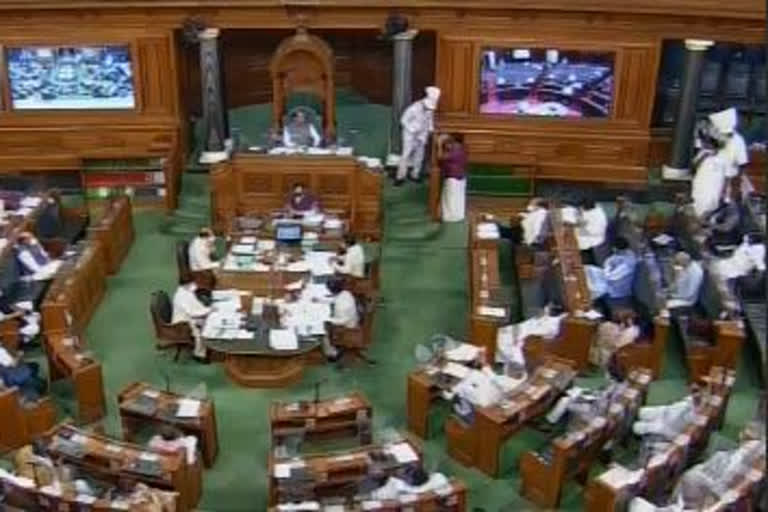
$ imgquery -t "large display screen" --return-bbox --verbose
[479,48,614,118]
[7,45,135,110]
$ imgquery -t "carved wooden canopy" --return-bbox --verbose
[270,28,336,141]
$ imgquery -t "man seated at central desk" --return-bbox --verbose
[285,183,320,217]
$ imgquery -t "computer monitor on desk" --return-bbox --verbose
[276,224,302,245]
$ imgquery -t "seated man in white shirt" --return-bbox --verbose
[15,231,60,280]
[322,278,360,362]
[713,233,765,284]
[666,252,704,312]
[332,234,366,278]
[632,385,703,440]
[575,198,608,255]
[171,276,211,363]
[188,228,219,272]
[498,197,549,247]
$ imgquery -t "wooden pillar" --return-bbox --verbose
[199,28,230,164]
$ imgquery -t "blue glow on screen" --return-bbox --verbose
[8,45,135,110]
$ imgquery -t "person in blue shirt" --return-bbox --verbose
[585,237,638,309]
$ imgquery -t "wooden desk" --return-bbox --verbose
[268,439,422,506]
[694,454,765,511]
[520,369,652,508]
[0,194,49,350]
[86,196,134,275]
[0,470,179,512]
[45,423,202,512]
[44,330,106,425]
[267,479,467,511]
[41,240,108,337]
[444,357,577,477]
[211,154,382,240]
[583,367,736,512]
[0,386,56,453]
[549,206,592,313]
[117,381,220,468]
[270,391,372,447]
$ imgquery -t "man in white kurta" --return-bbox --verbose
[395,86,441,185]
[496,309,567,364]
[322,279,360,360]
[333,236,365,278]
[691,135,728,219]
[710,107,750,197]
[171,279,211,359]
[188,228,218,272]
[520,199,549,246]
[575,201,608,251]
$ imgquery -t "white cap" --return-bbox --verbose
[709,107,738,134]
[424,86,441,110]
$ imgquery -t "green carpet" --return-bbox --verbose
[29,96,761,510]
[64,175,760,511]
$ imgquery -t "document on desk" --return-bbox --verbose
[441,362,471,380]
[476,222,500,239]
[232,244,257,255]
[176,398,202,418]
[387,442,419,464]
[270,329,299,350]
[598,465,643,489]
[445,343,481,363]
[277,503,321,511]
[257,239,276,251]
[306,251,336,276]
[477,306,506,318]
[285,261,311,273]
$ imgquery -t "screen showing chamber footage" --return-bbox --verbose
[479,48,614,118]
[7,45,135,110]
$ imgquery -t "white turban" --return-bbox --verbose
[709,108,738,135]
[424,86,441,110]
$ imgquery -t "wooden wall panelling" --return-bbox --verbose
[138,36,175,115]
[436,39,474,113]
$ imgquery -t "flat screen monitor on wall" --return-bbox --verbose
[479,48,615,118]
[7,45,135,110]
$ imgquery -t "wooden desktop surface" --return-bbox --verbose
[117,381,219,468]
[85,196,134,276]
[444,357,577,476]
[270,391,372,446]
[268,438,422,507]
[584,367,737,512]
[46,423,201,512]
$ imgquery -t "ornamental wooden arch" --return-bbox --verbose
[270,28,336,141]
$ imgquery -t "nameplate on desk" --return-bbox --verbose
[476,306,506,318]
[332,454,357,462]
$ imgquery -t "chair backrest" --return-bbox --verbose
[176,240,191,280]
[150,290,173,328]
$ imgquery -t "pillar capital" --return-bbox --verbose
[199,28,221,40]
[684,39,714,51]
[392,29,419,42]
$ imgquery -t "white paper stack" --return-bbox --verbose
[335,146,354,156]
[444,343,481,363]
[305,251,336,276]
[270,329,299,350]
[441,362,471,380]
[386,442,419,464]
[476,222,500,240]
[176,398,202,418]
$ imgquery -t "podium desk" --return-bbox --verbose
[45,423,202,512]
[44,330,106,425]
[584,367,736,512]
[117,381,219,468]
[270,391,372,447]
[267,479,467,511]
[519,369,652,508]
[444,357,576,477]
[268,438,422,507]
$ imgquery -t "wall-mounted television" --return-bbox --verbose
[479,48,615,118]
[7,45,135,110]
